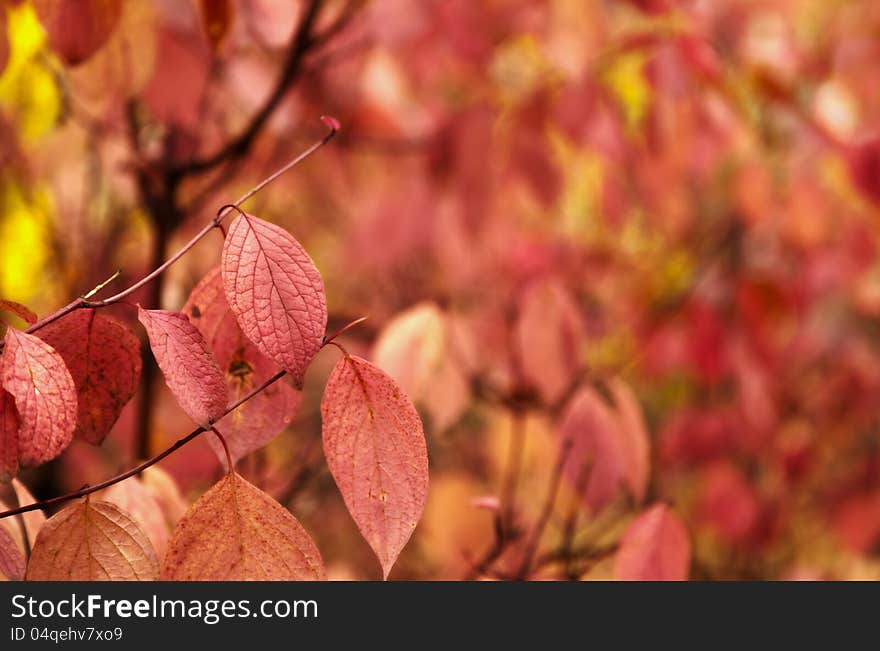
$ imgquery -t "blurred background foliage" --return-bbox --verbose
[3,0,880,579]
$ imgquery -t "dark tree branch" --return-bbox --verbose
[170,0,326,179]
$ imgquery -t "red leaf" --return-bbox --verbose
[184,268,301,466]
[0,519,24,581]
[137,307,228,427]
[221,212,327,387]
[38,310,142,445]
[614,503,691,580]
[198,0,232,52]
[606,378,650,504]
[162,471,325,581]
[847,136,880,207]
[33,0,122,65]
[0,390,18,482]
[321,355,429,579]
[0,299,37,326]
[0,328,77,469]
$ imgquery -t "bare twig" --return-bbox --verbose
[512,438,574,579]
[0,371,287,521]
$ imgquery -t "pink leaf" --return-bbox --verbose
[38,310,142,445]
[321,355,429,579]
[0,328,77,469]
[221,212,327,388]
[0,299,37,326]
[33,0,123,65]
[162,471,325,581]
[606,378,650,503]
[514,280,584,405]
[184,268,301,465]
[614,503,691,581]
[0,390,18,482]
[557,382,649,511]
[138,307,228,427]
[371,302,469,432]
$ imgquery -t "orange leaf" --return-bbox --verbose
[26,500,159,580]
[162,471,324,581]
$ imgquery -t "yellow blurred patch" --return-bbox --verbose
[0,2,60,140]
[552,131,606,242]
[490,34,554,106]
[0,182,51,304]
[602,51,650,132]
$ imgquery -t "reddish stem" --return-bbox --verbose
[210,427,235,475]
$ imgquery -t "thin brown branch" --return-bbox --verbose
[512,437,574,579]
[0,121,338,353]
[0,371,287,521]
[171,0,325,177]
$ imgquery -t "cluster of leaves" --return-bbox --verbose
[4,0,880,582]
[1,205,429,581]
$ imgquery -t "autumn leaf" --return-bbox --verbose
[0,390,18,482]
[613,503,691,581]
[221,212,327,388]
[0,328,77,472]
[162,471,324,581]
[184,267,301,466]
[138,307,228,428]
[99,476,169,561]
[38,309,142,445]
[26,500,159,581]
[372,302,445,400]
[557,381,649,511]
[514,280,584,405]
[0,298,37,326]
[605,378,650,504]
[372,302,470,431]
[0,520,24,581]
[33,0,122,65]
[321,354,429,579]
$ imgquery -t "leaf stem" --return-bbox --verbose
[322,316,367,345]
[210,427,235,475]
